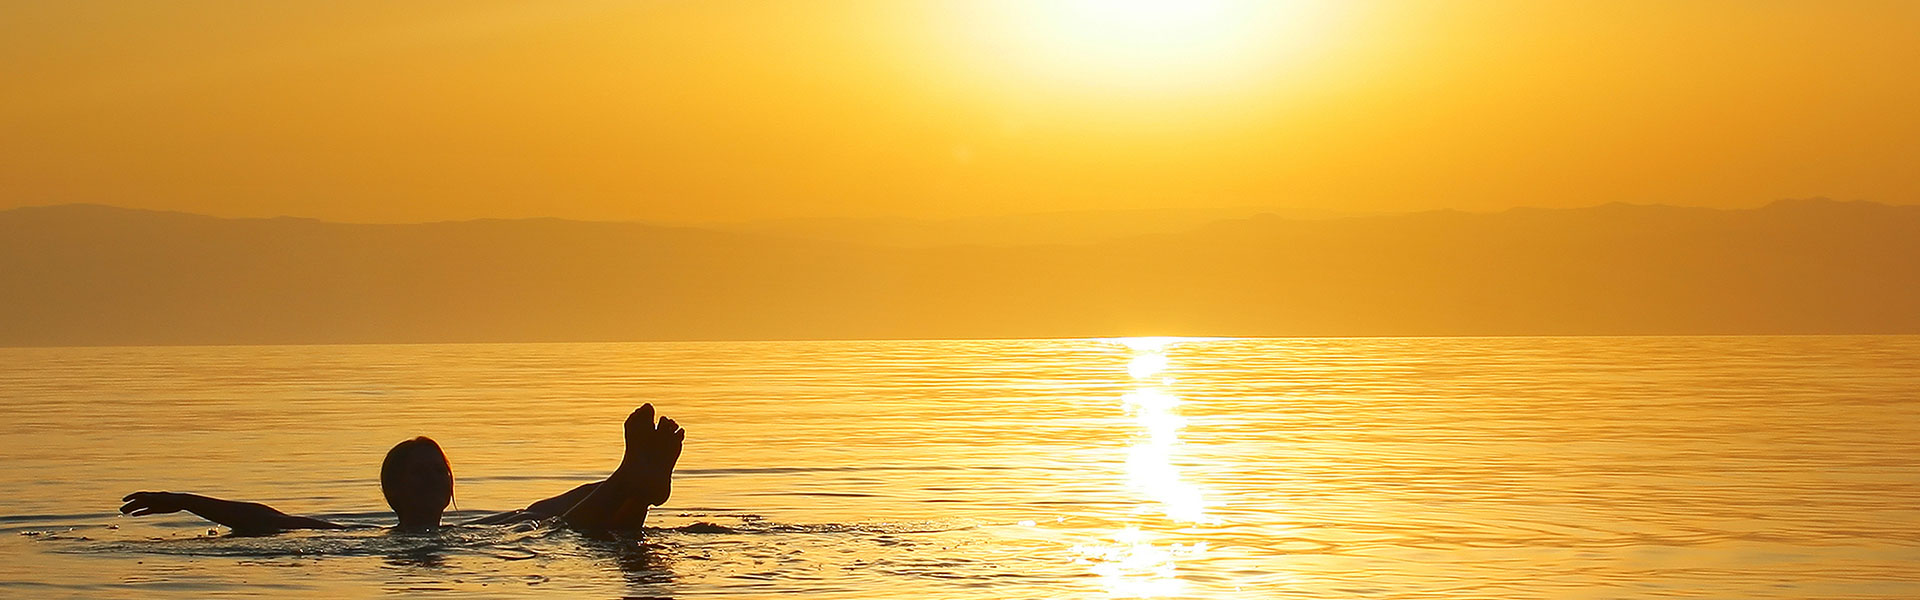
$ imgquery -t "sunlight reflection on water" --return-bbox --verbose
[1070,337,1222,597]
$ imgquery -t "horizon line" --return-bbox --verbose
[2,196,1904,227]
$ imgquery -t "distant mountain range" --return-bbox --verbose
[3,200,1916,346]
[702,205,1367,247]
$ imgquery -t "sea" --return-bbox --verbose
[1,336,1916,599]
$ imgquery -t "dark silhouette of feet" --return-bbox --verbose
[615,403,684,506]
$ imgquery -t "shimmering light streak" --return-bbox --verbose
[1069,338,1222,597]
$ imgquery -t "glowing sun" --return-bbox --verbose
[971,0,1326,95]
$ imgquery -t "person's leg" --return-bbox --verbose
[561,404,684,531]
[457,482,602,525]
[604,413,682,529]
[527,481,604,516]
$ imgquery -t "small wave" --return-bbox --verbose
[656,518,974,536]
[32,515,975,559]
[45,524,557,561]
[677,465,1016,476]
[672,522,738,534]
[743,491,881,498]
[0,512,121,524]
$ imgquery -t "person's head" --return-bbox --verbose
[381,436,453,530]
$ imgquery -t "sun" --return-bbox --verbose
[1041,0,1241,66]
[961,0,1325,96]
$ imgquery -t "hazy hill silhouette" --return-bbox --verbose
[706,205,1365,247]
[2,200,1915,346]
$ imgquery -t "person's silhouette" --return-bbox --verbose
[119,404,684,533]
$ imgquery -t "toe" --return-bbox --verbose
[628,404,656,429]
[656,416,678,434]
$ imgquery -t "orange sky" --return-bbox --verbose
[2,0,1915,223]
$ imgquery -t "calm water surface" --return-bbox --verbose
[1,337,1917,598]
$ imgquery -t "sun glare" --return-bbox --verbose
[1045,0,1238,62]
[963,0,1327,96]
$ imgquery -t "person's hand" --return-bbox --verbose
[120,491,190,516]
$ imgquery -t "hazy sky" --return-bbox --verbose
[3,0,1915,223]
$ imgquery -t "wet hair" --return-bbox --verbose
[380,436,454,518]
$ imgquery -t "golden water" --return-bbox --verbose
[2,336,1917,598]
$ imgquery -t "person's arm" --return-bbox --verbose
[120,491,346,534]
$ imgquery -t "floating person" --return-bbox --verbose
[118,404,684,534]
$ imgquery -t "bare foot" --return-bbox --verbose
[558,405,686,531]
[621,404,657,470]
[610,403,684,506]
[646,414,685,506]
